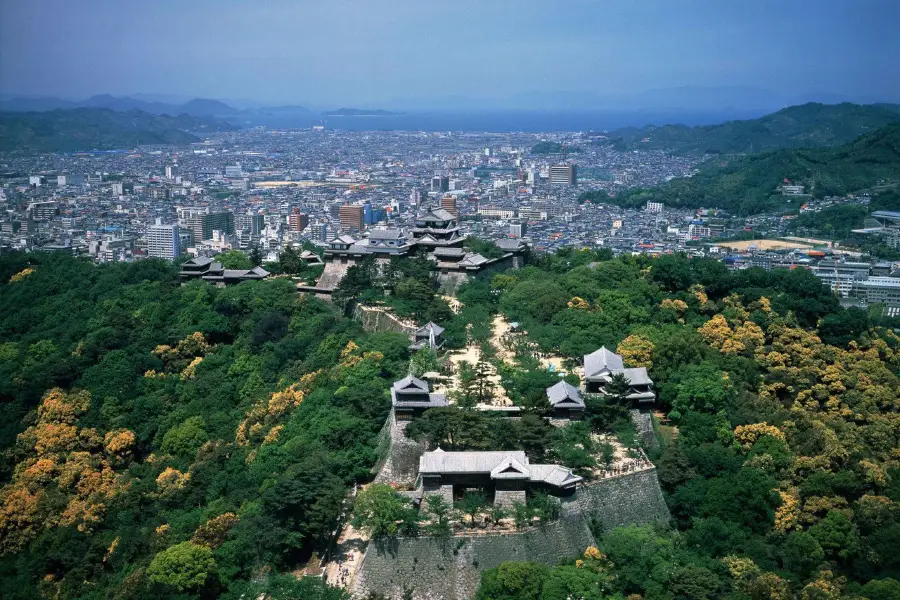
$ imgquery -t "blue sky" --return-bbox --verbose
[1,0,899,107]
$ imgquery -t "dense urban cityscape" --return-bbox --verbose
[4,125,900,315]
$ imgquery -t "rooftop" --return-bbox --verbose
[546,380,584,408]
[419,450,582,487]
[584,347,624,378]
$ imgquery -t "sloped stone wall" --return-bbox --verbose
[353,468,671,600]
[352,517,596,600]
[354,305,419,337]
[374,411,426,486]
[630,409,659,452]
[317,260,351,290]
[561,468,671,532]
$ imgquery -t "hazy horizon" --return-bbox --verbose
[2,0,900,109]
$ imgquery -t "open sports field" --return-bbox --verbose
[718,239,812,251]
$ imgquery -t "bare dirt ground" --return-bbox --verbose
[440,341,513,406]
[441,294,463,315]
[324,499,369,589]
[717,239,812,251]
[492,314,569,374]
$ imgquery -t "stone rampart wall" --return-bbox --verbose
[354,305,419,337]
[353,468,671,600]
[561,468,671,533]
[352,517,595,600]
[373,410,425,486]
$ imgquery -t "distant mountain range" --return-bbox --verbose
[0,95,314,122]
[0,108,236,153]
[604,102,900,154]
[377,86,894,113]
[595,121,900,215]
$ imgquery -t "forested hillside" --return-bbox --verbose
[0,108,236,153]
[0,253,403,599]
[592,122,900,215]
[466,249,900,600]
[607,102,900,155]
[458,250,900,600]
[2,249,899,600]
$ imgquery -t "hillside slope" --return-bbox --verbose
[608,102,900,155]
[598,122,900,215]
[0,108,235,153]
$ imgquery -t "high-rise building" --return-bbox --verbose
[236,212,265,235]
[184,210,235,243]
[287,209,309,232]
[431,175,449,193]
[410,189,422,206]
[440,195,458,220]
[57,173,85,186]
[339,204,364,231]
[510,223,527,238]
[549,164,577,186]
[165,165,179,180]
[147,223,181,259]
[225,164,242,178]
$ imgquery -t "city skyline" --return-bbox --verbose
[2,0,900,109]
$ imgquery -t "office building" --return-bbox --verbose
[856,277,900,308]
[477,206,516,219]
[431,175,450,193]
[57,173,85,187]
[236,212,265,235]
[549,164,577,186]
[184,210,235,243]
[225,164,243,178]
[339,204,364,231]
[687,223,711,239]
[440,195,458,220]
[510,223,527,238]
[147,222,181,260]
[29,201,58,221]
[165,165,179,180]
[287,209,310,232]
[111,182,124,195]
[813,260,871,297]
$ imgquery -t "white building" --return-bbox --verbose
[646,202,664,213]
[147,223,181,260]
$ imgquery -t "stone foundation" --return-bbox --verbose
[374,411,426,486]
[630,409,659,452]
[352,468,671,600]
[352,517,595,600]
[493,488,526,508]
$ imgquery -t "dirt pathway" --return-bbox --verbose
[324,515,369,589]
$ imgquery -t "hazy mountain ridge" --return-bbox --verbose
[606,102,900,154]
[0,95,311,120]
[598,121,900,215]
[0,108,236,153]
